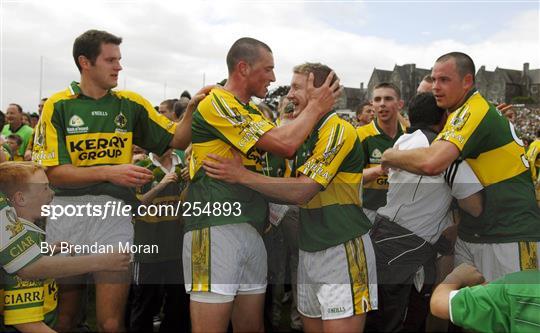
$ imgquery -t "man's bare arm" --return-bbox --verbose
[17,253,130,281]
[169,86,214,150]
[14,321,56,333]
[457,191,483,217]
[203,151,321,205]
[381,140,460,176]
[256,72,341,158]
[46,164,152,188]
[430,264,485,320]
[362,165,386,184]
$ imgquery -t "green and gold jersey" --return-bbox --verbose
[526,139,540,183]
[0,193,42,275]
[133,152,186,263]
[436,90,540,243]
[356,120,404,211]
[526,139,540,204]
[294,112,371,252]
[1,144,12,161]
[1,220,57,332]
[32,81,176,204]
[187,87,275,233]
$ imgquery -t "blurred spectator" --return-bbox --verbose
[22,113,31,126]
[38,97,47,115]
[29,113,39,128]
[355,101,375,127]
[513,106,540,145]
[158,99,178,122]
[258,102,275,122]
[6,134,23,161]
[0,111,5,135]
[180,90,191,100]
[174,99,188,121]
[1,103,33,156]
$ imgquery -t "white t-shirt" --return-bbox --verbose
[377,129,483,244]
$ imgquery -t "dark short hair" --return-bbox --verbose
[6,134,23,146]
[73,29,122,72]
[292,62,338,88]
[226,37,272,75]
[407,92,445,127]
[180,90,191,99]
[374,82,401,99]
[436,52,476,82]
[174,100,189,119]
[160,99,177,112]
[0,111,5,129]
[355,101,372,116]
[8,103,23,113]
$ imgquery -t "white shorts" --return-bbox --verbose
[455,237,539,281]
[46,195,133,251]
[297,233,378,320]
[183,223,267,303]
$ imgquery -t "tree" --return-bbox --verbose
[264,85,290,110]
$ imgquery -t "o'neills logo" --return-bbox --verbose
[69,136,128,161]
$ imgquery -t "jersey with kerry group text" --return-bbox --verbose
[186,87,275,233]
[436,90,540,243]
[294,112,371,252]
[356,120,404,211]
[32,81,176,204]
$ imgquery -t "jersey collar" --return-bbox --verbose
[68,81,113,99]
[19,217,46,235]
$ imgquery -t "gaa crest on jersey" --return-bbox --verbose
[69,115,85,127]
[450,105,470,130]
[115,111,128,129]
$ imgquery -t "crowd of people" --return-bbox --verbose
[0,29,539,333]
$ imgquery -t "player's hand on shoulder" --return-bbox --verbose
[187,85,215,114]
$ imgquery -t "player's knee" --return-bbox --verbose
[98,317,124,333]
[55,312,79,332]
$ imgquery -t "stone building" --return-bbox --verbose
[336,62,538,113]
[476,63,540,104]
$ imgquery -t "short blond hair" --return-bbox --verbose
[292,62,338,88]
[0,162,44,197]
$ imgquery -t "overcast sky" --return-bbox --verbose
[1,0,539,113]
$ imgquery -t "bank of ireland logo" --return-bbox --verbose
[69,115,85,127]
[115,111,127,129]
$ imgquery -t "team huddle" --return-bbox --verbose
[0,29,539,333]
